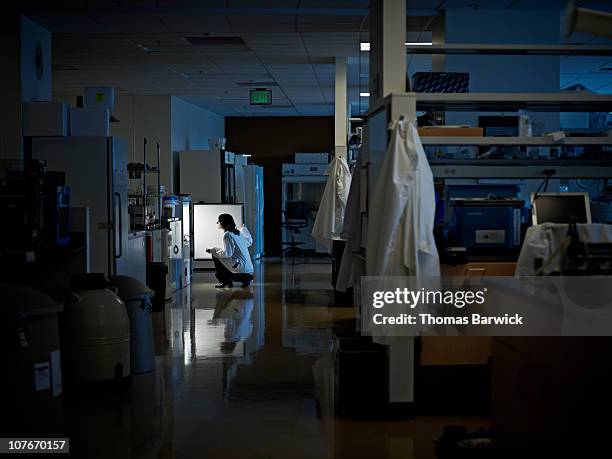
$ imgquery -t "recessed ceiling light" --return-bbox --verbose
[360,42,433,51]
[360,92,370,97]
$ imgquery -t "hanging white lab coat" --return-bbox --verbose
[336,151,365,292]
[311,157,352,253]
[366,119,440,278]
[365,119,440,404]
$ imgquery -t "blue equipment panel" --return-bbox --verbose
[451,199,523,249]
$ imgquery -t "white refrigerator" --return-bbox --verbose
[244,165,264,259]
[179,149,237,203]
[32,137,144,281]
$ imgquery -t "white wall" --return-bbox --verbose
[21,16,51,103]
[171,96,225,193]
[38,94,226,194]
[109,95,225,194]
[111,95,172,190]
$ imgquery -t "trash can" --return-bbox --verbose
[146,261,168,312]
[108,275,155,374]
[0,283,64,434]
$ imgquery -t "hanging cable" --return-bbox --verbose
[530,169,556,208]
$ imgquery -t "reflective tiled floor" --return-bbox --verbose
[62,259,488,459]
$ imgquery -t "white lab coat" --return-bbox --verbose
[365,119,440,404]
[336,151,365,292]
[366,119,440,278]
[211,226,254,274]
[516,223,612,276]
[311,157,352,253]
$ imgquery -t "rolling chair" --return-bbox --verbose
[282,201,309,259]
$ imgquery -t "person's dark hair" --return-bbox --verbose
[218,213,240,235]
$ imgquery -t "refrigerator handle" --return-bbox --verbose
[114,192,123,259]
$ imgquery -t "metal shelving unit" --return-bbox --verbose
[357,41,612,409]
[365,92,612,181]
[367,92,612,114]
[128,138,162,232]
[421,136,612,146]
[142,139,162,231]
[405,44,612,56]
[413,92,612,112]
[429,159,612,179]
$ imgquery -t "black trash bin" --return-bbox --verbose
[146,261,168,312]
[332,321,387,418]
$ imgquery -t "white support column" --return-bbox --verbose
[388,339,415,403]
[367,1,414,406]
[369,0,406,106]
[334,56,348,160]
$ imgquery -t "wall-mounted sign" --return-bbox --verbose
[250,88,272,105]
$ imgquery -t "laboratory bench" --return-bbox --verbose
[419,261,516,367]
[413,261,518,414]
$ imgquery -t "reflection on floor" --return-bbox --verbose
[62,259,488,459]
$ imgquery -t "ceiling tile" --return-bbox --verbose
[161,15,234,33]
[228,15,297,33]
[228,1,300,7]
[299,0,369,7]
[155,1,227,7]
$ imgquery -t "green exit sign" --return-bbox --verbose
[250,88,272,105]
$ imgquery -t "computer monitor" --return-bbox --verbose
[531,192,592,225]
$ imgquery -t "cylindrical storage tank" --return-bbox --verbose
[108,276,155,374]
[0,283,64,435]
[62,287,130,381]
